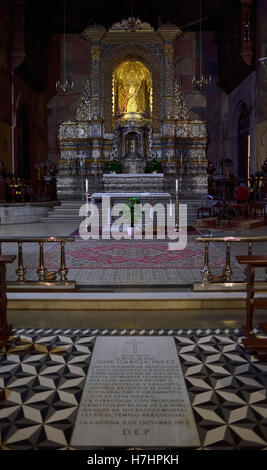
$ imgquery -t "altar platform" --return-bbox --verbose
[103,173,165,193]
[91,191,171,204]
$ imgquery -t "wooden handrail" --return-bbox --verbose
[0,236,75,243]
[236,255,267,360]
[196,236,267,242]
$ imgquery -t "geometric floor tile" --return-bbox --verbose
[1,328,267,449]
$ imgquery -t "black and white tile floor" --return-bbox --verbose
[1,328,267,450]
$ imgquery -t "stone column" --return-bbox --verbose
[158,25,181,123]
[9,0,26,70]
[83,25,106,170]
[158,25,182,170]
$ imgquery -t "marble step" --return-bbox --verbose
[41,199,201,224]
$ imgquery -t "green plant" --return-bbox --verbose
[145,158,163,173]
[126,197,141,227]
[103,160,123,173]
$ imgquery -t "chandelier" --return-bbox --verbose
[192,0,212,89]
[56,0,74,93]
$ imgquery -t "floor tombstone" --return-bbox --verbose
[71,336,200,448]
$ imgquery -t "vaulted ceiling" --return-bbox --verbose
[25,0,235,34]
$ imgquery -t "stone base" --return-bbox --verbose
[0,202,59,224]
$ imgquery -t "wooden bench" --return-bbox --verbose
[236,255,267,360]
[0,255,16,347]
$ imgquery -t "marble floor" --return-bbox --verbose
[7,307,267,330]
[1,221,267,452]
[1,327,267,450]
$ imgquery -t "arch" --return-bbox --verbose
[229,98,249,179]
[227,74,255,180]
[113,59,152,117]
[102,45,162,133]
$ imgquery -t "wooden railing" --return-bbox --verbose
[237,255,267,361]
[195,235,267,287]
[4,177,57,203]
[0,237,75,288]
[0,161,58,203]
[0,255,16,347]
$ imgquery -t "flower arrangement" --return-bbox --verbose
[103,160,123,173]
[145,158,163,173]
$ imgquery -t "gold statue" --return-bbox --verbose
[113,59,151,118]
[123,85,140,113]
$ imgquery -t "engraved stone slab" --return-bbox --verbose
[71,336,200,447]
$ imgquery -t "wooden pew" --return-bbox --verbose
[0,255,16,347]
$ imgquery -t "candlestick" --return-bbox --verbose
[248,134,251,183]
[170,199,172,217]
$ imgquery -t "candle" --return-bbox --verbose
[170,200,172,216]
[85,178,88,193]
[248,134,251,182]
[175,179,178,192]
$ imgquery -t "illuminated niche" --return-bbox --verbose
[113,59,152,120]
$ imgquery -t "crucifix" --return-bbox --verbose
[125,338,144,354]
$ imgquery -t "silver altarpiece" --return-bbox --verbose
[57,18,208,199]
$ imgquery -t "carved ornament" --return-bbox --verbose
[109,17,154,32]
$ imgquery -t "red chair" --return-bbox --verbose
[249,202,265,219]
[229,185,249,218]
[235,185,249,203]
[212,202,225,217]
[197,195,214,219]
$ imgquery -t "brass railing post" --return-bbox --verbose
[37,241,47,281]
[16,241,25,282]
[0,236,75,288]
[58,241,68,281]
[223,241,232,282]
[201,240,211,283]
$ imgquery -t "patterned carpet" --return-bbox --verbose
[24,237,230,270]
[1,328,267,450]
[3,235,266,285]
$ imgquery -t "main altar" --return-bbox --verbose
[57,18,208,199]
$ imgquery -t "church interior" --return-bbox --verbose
[1,0,267,452]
